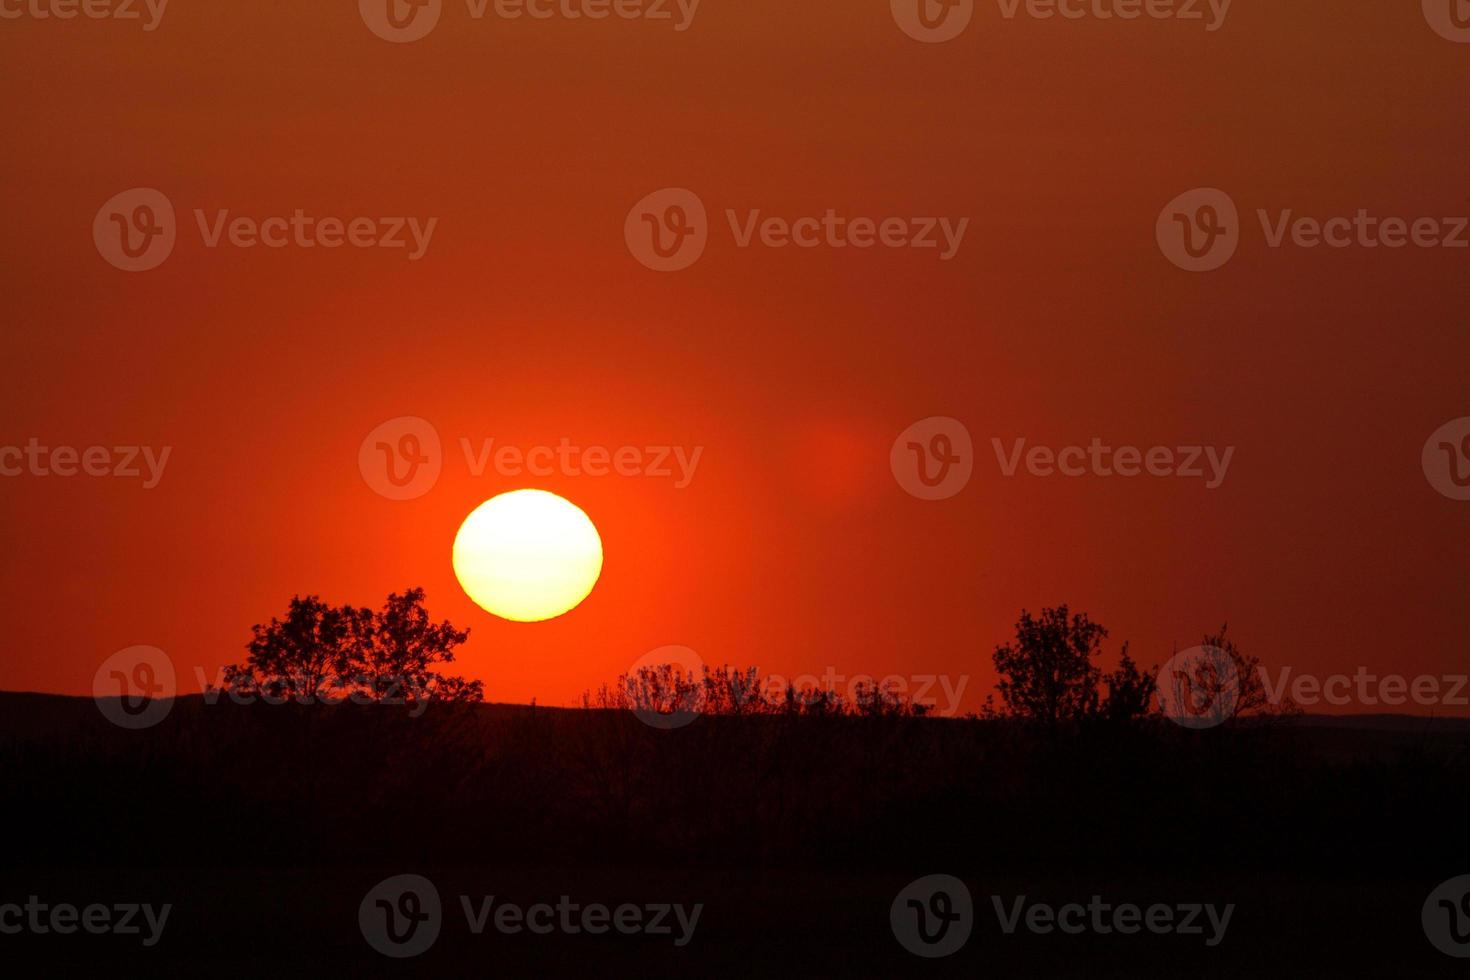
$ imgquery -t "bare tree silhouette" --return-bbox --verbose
[1156,623,1296,727]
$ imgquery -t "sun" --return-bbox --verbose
[452,490,604,623]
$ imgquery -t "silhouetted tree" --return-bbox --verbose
[991,605,1108,728]
[225,595,367,701]
[350,588,481,704]
[223,588,482,705]
[1100,648,1157,723]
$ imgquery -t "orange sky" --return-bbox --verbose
[2,1,1469,714]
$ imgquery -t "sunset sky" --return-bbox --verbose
[2,0,1469,713]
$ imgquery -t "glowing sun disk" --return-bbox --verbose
[452,490,603,623]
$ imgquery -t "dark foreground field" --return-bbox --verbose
[3,693,1468,977]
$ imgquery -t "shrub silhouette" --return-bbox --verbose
[1100,648,1156,723]
[585,663,931,721]
[1155,622,1298,727]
